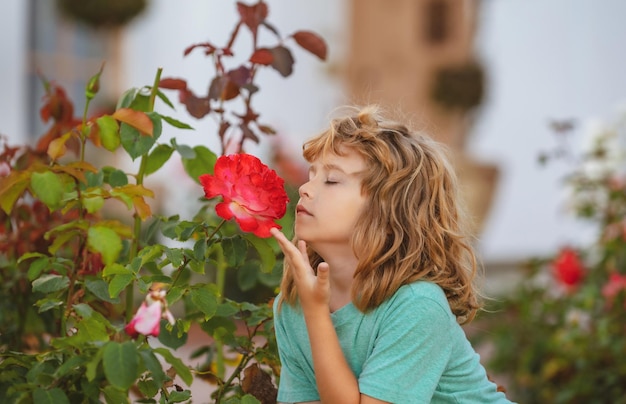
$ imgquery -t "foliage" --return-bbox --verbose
[472,111,626,403]
[0,1,325,403]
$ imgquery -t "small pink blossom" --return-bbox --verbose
[602,273,626,308]
[125,287,175,338]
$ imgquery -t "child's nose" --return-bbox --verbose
[298,181,311,198]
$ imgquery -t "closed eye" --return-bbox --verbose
[324,180,338,185]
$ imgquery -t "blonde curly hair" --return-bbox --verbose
[279,105,481,324]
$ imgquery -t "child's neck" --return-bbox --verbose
[316,247,358,312]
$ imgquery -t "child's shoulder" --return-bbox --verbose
[386,281,454,318]
[398,280,447,301]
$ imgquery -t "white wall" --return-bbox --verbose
[0,1,28,144]
[470,0,626,262]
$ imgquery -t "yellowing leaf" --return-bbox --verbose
[133,196,152,220]
[112,108,153,136]
[0,170,30,214]
[48,132,71,160]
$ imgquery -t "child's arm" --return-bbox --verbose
[271,229,388,404]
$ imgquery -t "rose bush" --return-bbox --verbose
[0,1,326,403]
[471,107,626,403]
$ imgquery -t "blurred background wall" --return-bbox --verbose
[2,0,626,288]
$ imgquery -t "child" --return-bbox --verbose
[270,105,513,403]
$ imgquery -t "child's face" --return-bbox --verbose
[295,146,367,251]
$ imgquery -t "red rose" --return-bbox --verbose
[199,153,288,238]
[552,247,585,289]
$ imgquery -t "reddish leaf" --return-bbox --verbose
[237,1,268,34]
[208,77,227,101]
[40,86,74,124]
[240,123,259,143]
[112,108,153,136]
[227,66,251,87]
[222,80,241,101]
[181,91,211,119]
[159,78,188,90]
[269,46,294,77]
[292,31,328,61]
[208,76,240,102]
[250,48,274,65]
[183,42,216,57]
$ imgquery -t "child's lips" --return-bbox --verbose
[296,204,312,216]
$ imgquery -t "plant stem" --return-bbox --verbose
[214,243,227,380]
[125,67,163,322]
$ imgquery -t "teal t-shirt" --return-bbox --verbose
[273,281,513,403]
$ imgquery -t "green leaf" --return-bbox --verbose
[30,171,65,211]
[54,355,87,379]
[244,234,276,273]
[174,143,195,159]
[193,238,207,261]
[33,387,70,404]
[85,170,104,187]
[145,144,174,175]
[190,288,218,319]
[153,347,193,386]
[138,349,168,386]
[76,316,110,343]
[238,261,260,291]
[222,236,248,267]
[97,115,121,152]
[120,123,154,161]
[35,298,64,313]
[161,114,194,130]
[147,111,163,140]
[103,341,138,390]
[109,274,134,298]
[88,226,123,265]
[27,257,50,281]
[157,319,188,350]
[241,394,262,404]
[103,263,131,276]
[86,347,103,381]
[85,279,120,303]
[32,274,70,294]
[165,247,184,267]
[181,145,217,184]
[83,195,104,214]
[169,390,192,403]
[105,168,129,187]
[102,385,130,404]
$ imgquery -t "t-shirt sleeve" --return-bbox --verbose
[358,291,454,403]
[273,298,320,403]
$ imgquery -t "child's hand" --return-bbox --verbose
[270,228,330,312]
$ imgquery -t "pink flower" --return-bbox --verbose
[602,273,626,308]
[199,153,289,238]
[125,287,175,338]
[125,301,162,338]
[552,247,585,290]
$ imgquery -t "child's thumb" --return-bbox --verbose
[317,262,330,284]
